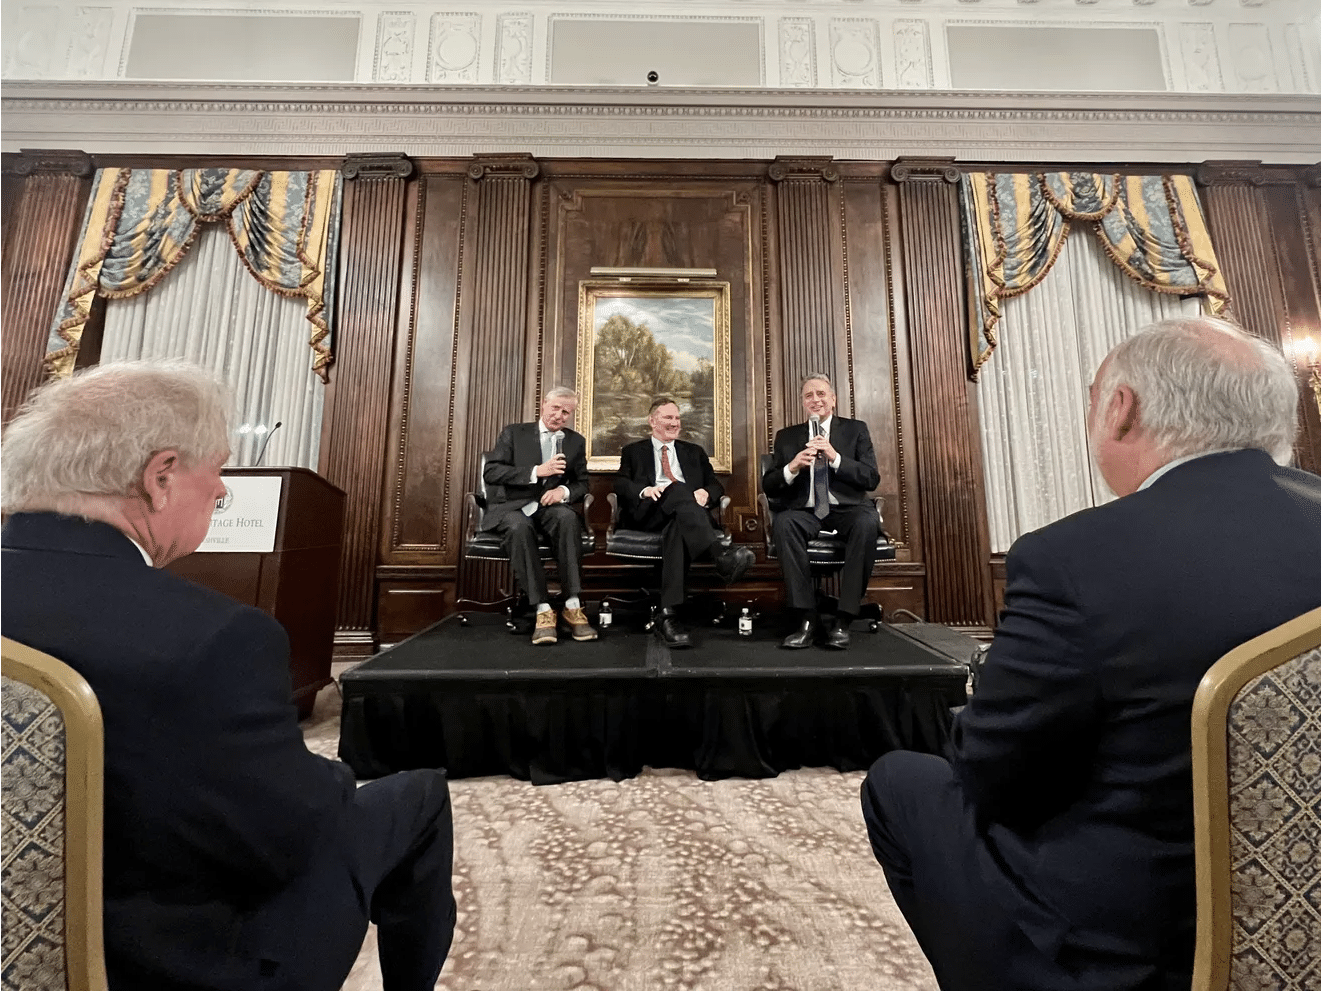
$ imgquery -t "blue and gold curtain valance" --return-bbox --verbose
[47,167,342,379]
[961,172,1230,371]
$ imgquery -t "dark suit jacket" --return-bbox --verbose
[761,415,880,511]
[1,512,358,989]
[951,449,1320,985]
[614,437,723,527]
[481,421,589,531]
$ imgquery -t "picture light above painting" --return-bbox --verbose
[575,278,732,474]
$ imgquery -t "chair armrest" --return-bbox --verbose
[605,492,621,542]
[756,492,777,558]
[463,492,483,544]
[871,496,892,541]
[712,495,734,543]
[581,492,596,546]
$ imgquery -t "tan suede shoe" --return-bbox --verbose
[532,608,558,645]
[562,606,598,641]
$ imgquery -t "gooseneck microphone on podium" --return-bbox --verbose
[254,421,284,466]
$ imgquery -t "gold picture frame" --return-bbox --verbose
[575,279,732,473]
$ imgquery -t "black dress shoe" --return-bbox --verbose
[714,546,756,585]
[824,619,851,650]
[656,612,693,649]
[780,619,818,650]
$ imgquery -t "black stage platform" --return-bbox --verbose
[338,610,970,784]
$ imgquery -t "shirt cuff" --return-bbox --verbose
[529,468,539,484]
[783,465,797,485]
[830,453,842,470]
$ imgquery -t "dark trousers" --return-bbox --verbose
[861,752,1186,991]
[859,751,1060,991]
[630,484,718,609]
[255,768,457,990]
[772,503,878,615]
[493,503,583,604]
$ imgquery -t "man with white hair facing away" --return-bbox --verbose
[860,317,1320,990]
[1,361,456,991]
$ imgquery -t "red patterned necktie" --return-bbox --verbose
[661,445,679,483]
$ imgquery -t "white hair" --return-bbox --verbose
[2,360,233,515]
[1097,316,1299,465]
[801,373,835,394]
[543,385,579,403]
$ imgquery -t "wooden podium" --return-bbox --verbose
[167,467,346,718]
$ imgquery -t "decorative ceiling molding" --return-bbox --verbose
[1,81,1318,164]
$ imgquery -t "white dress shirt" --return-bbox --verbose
[1136,448,1241,492]
[784,415,843,508]
[641,436,687,497]
[127,534,154,566]
[523,419,568,514]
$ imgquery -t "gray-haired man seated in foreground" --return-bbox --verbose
[861,317,1320,989]
[1,360,456,990]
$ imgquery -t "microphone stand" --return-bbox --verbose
[253,421,284,466]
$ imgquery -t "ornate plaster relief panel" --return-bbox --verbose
[0,0,1317,97]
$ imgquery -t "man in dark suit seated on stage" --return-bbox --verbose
[1,360,456,991]
[763,373,882,650]
[615,397,755,648]
[483,385,596,645]
[860,317,1320,990]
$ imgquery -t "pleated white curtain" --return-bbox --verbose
[101,225,325,469]
[978,227,1201,553]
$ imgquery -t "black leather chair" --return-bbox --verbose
[755,453,895,630]
[457,453,596,623]
[603,491,733,626]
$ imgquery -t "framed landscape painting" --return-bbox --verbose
[574,279,732,472]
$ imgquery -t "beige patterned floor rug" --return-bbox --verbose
[303,683,938,992]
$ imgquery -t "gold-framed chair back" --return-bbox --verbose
[1191,608,1321,991]
[1,637,107,991]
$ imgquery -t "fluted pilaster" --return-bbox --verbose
[892,158,992,629]
[1,149,93,423]
[769,157,845,413]
[323,153,414,643]
[457,154,539,603]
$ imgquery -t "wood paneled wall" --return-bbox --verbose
[1,151,1318,646]
[1,150,93,425]
[1197,162,1322,475]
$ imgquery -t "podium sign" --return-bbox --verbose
[199,475,283,553]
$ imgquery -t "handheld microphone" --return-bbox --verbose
[554,433,564,457]
[254,421,283,466]
[809,414,821,439]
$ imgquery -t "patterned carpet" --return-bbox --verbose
[302,680,937,992]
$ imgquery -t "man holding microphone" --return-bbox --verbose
[482,386,596,645]
[762,373,881,649]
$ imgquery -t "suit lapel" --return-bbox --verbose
[517,422,541,467]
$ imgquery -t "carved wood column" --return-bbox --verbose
[1196,162,1284,346]
[891,159,993,629]
[1,149,93,423]
[1198,161,1321,473]
[455,154,539,604]
[322,153,414,648]
[768,157,847,415]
